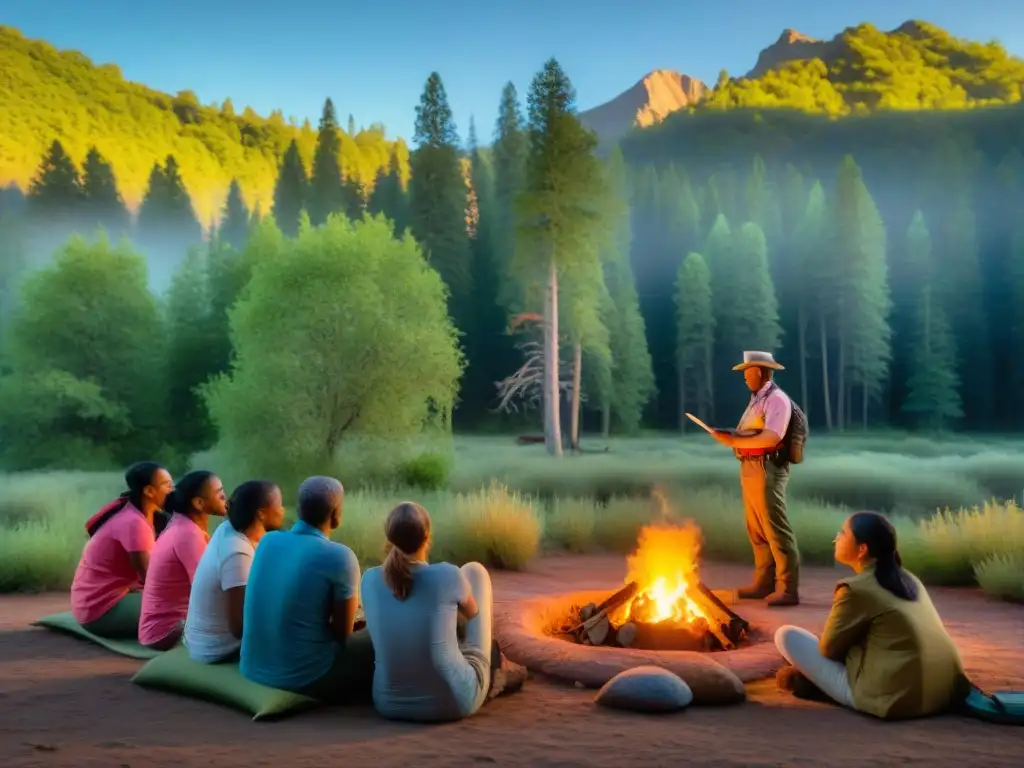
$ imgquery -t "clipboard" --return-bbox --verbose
[685,413,747,437]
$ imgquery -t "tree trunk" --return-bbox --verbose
[678,362,687,434]
[798,301,808,410]
[819,314,833,431]
[862,384,868,430]
[601,403,611,439]
[837,332,846,431]
[543,257,563,456]
[705,341,715,422]
[570,340,582,451]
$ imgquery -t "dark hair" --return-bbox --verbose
[382,502,431,601]
[85,461,166,537]
[297,476,344,528]
[227,480,279,532]
[164,471,216,518]
[848,511,919,601]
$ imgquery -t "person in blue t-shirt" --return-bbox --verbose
[361,501,526,722]
[239,475,373,703]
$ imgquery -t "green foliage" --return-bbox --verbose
[397,451,452,491]
[701,21,1024,115]
[675,252,715,423]
[3,439,1023,599]
[308,98,347,226]
[0,26,409,226]
[408,73,471,304]
[202,214,464,480]
[0,233,165,464]
[901,285,962,429]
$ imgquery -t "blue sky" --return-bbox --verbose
[4,0,1022,145]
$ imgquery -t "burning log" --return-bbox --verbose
[556,580,749,652]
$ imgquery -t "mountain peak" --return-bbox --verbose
[745,27,837,78]
[579,69,707,144]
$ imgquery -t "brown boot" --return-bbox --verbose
[765,590,800,607]
[735,585,772,600]
[487,654,527,701]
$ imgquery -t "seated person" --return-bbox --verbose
[71,461,174,638]
[138,471,226,650]
[240,476,374,702]
[184,480,285,663]
[774,511,970,720]
[361,502,526,723]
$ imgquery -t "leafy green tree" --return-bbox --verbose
[201,215,464,479]
[728,221,782,353]
[901,285,961,430]
[218,178,250,251]
[408,72,471,307]
[674,252,715,430]
[272,140,308,238]
[516,58,605,456]
[0,234,165,465]
[308,98,346,226]
[80,146,130,237]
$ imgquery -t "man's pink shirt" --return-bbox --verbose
[70,504,155,624]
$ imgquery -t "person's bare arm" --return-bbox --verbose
[225,586,246,639]
[716,428,782,450]
[127,551,150,583]
[329,595,359,643]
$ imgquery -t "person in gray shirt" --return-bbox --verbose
[360,502,526,722]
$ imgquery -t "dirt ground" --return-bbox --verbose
[1,556,1022,768]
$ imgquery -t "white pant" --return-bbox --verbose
[774,625,855,708]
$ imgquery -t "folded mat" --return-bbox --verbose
[32,612,161,660]
[132,645,318,721]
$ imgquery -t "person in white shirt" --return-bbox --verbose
[183,480,285,662]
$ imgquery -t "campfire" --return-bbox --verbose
[555,519,749,652]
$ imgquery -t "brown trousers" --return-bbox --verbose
[739,459,800,594]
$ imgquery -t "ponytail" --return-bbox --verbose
[381,502,432,601]
[848,511,919,602]
[84,494,131,538]
[383,544,415,601]
[873,550,918,601]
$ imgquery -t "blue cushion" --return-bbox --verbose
[594,666,694,713]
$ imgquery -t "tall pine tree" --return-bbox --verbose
[218,179,251,251]
[272,140,308,238]
[408,72,471,309]
[675,252,715,430]
[80,147,130,238]
[308,98,346,226]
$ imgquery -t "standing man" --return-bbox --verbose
[710,351,800,607]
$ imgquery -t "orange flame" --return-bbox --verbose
[618,517,708,626]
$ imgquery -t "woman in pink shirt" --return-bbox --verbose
[71,462,174,638]
[139,471,227,650]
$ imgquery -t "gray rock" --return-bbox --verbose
[594,665,694,713]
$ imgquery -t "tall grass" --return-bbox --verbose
[2,457,1021,603]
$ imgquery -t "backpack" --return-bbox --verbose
[771,383,808,464]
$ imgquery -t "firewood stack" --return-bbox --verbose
[553,581,750,652]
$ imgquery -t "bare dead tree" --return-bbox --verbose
[494,313,579,415]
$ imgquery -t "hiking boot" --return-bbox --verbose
[765,590,800,607]
[735,585,772,600]
[776,665,832,703]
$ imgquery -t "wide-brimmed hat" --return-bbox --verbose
[732,350,785,371]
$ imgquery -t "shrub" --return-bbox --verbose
[444,483,542,570]
[397,451,452,491]
[974,554,1024,603]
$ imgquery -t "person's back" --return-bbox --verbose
[832,567,966,720]
[240,520,360,691]
[71,503,154,626]
[185,520,255,661]
[139,513,208,647]
[362,563,481,720]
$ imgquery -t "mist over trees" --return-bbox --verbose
[3,18,1024,471]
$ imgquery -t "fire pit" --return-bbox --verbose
[550,522,751,653]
